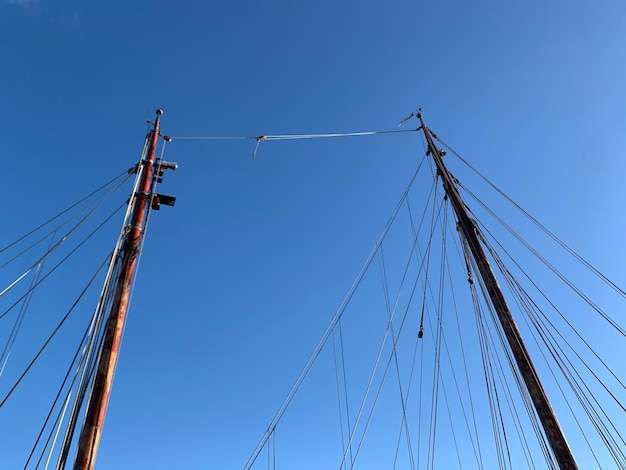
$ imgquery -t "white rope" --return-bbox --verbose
[170,136,253,140]
[170,128,418,142]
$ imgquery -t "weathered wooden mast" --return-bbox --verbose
[70,109,175,470]
[417,112,578,469]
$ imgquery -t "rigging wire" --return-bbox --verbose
[170,129,418,141]
[0,173,132,306]
[456,180,626,337]
[426,203,448,470]
[435,220,486,469]
[463,235,558,469]
[0,199,123,408]
[0,232,56,381]
[435,134,626,301]
[454,178,626,430]
[332,327,350,469]
[56,132,158,469]
[54,249,124,470]
[243,155,428,470]
[474,218,626,467]
[172,129,419,159]
[0,202,127,322]
[0,170,132,256]
[21,251,113,469]
[344,166,448,469]
[377,247,416,470]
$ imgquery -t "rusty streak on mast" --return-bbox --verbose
[72,110,163,470]
[417,112,578,469]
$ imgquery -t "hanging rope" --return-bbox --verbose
[171,129,419,159]
[170,129,418,141]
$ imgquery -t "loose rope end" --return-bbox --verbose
[252,136,266,159]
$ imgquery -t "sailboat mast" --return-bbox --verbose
[72,110,163,470]
[417,113,578,469]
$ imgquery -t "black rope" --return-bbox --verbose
[0,202,126,322]
[22,251,113,468]
[0,170,131,256]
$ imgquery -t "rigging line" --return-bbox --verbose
[377,247,417,470]
[23,251,113,470]
[428,218,479,469]
[417,317,426,470]
[463,242,524,468]
[492,248,626,458]
[418,173,441,338]
[445,192,539,468]
[438,231,485,468]
[170,136,254,140]
[458,181,626,337]
[440,366,465,469]
[55,253,123,470]
[0,175,131,303]
[436,134,626,300]
[338,320,354,469]
[0,170,131,256]
[0,172,131,272]
[57,271,122,470]
[345,200,446,469]
[0,202,127,322]
[343,306,399,468]
[471,273,515,470]
[40,389,72,470]
[477,211,626,429]
[419,296,484,469]
[404,274,468,468]
[397,177,441,469]
[485,253,567,469]
[413,170,441,469]
[348,320,413,469]
[411,172,441,339]
[56,137,155,469]
[0,231,57,380]
[419,173,447,467]
[332,330,349,470]
[243,159,426,470]
[171,129,418,141]
[515,286,626,468]
[471,281,504,466]
[454,238,487,468]
[390,224,441,468]
[427,205,449,470]
[473,213,626,401]
[383,175,446,467]
[0,249,114,410]
[389,172,440,467]
[467,250,554,469]
[263,129,418,140]
[273,429,276,470]
[502,272,625,468]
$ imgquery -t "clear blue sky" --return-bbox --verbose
[2,0,626,468]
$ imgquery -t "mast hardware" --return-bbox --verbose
[157,160,178,171]
[151,194,176,211]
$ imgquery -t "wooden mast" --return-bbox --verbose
[72,109,164,470]
[417,112,578,469]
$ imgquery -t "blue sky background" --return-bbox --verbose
[2,0,626,468]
